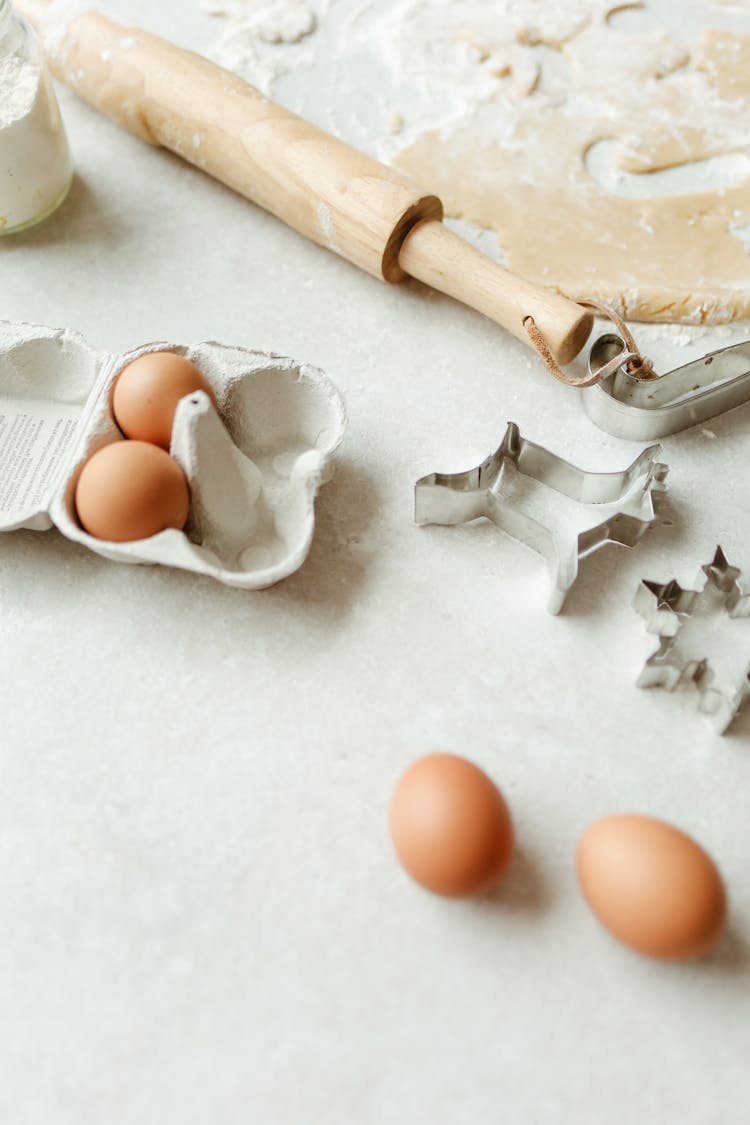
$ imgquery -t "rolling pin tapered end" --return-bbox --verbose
[400,220,594,366]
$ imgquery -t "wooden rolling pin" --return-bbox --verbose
[16,0,593,365]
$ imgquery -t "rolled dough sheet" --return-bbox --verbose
[395,12,750,324]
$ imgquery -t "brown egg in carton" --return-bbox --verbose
[0,320,347,586]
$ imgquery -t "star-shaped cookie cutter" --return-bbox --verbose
[415,421,668,613]
[634,547,750,734]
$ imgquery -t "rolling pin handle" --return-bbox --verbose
[399,220,594,366]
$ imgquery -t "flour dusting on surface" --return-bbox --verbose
[37,0,96,62]
[198,0,750,325]
[201,0,320,91]
[201,0,317,42]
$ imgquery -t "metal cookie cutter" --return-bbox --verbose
[415,421,668,614]
[634,547,750,734]
[584,335,750,440]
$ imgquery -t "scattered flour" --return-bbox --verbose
[201,0,316,43]
[390,2,750,324]
[36,0,96,63]
[200,0,319,91]
[197,0,750,326]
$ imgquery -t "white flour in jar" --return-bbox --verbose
[0,44,39,125]
[0,43,73,233]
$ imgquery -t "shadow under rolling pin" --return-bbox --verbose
[16,0,593,366]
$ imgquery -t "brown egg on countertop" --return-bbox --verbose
[389,753,514,898]
[75,441,190,542]
[577,814,727,961]
[112,351,218,449]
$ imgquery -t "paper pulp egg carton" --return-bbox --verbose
[0,320,347,586]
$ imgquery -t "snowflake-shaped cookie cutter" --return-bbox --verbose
[634,547,750,734]
[415,421,668,613]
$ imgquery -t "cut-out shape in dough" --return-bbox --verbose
[586,140,750,199]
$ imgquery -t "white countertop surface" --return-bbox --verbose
[1,3,749,1122]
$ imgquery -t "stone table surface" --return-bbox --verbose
[1,2,749,1123]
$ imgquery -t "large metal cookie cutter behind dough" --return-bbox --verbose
[584,335,750,440]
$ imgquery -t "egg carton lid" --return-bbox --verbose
[0,321,112,533]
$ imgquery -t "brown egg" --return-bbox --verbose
[75,441,190,542]
[389,753,514,898]
[112,351,217,449]
[577,814,727,961]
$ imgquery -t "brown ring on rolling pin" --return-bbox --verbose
[382,197,443,283]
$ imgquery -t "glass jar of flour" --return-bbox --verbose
[0,0,73,234]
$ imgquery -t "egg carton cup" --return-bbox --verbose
[0,320,347,587]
